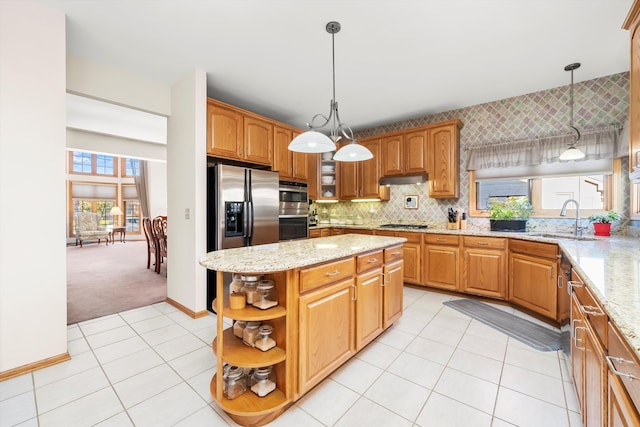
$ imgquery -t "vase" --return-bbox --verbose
[593,223,611,236]
[489,219,527,232]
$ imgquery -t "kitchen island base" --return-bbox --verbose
[200,234,406,426]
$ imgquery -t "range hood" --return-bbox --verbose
[379,173,428,186]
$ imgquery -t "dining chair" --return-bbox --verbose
[152,216,167,274]
[142,217,157,271]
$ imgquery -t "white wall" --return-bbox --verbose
[148,160,168,217]
[166,70,208,313]
[66,128,167,162]
[0,0,67,371]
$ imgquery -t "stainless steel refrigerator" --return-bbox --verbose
[206,164,279,311]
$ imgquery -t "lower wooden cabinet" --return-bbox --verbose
[396,232,421,285]
[298,278,355,394]
[508,240,558,319]
[608,372,640,426]
[423,234,459,291]
[355,267,384,350]
[461,236,507,299]
[383,259,404,327]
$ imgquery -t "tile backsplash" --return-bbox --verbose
[317,72,631,234]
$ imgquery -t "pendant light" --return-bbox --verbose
[289,21,373,161]
[559,63,585,161]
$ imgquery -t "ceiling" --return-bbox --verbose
[42,0,634,134]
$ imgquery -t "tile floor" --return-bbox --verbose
[1,287,581,427]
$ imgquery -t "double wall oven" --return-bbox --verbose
[279,181,309,241]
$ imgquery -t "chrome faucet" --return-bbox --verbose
[560,199,587,236]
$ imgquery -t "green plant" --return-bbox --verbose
[487,196,533,220]
[588,210,622,224]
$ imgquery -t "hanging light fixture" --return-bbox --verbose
[288,21,373,161]
[559,62,585,161]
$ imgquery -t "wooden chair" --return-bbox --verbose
[152,216,167,274]
[142,217,157,271]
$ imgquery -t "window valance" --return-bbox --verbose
[466,125,624,171]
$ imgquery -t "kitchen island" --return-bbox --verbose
[199,234,406,426]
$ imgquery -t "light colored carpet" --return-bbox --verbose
[67,240,167,324]
[443,299,562,351]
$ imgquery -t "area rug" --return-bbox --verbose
[443,299,562,351]
[67,240,167,324]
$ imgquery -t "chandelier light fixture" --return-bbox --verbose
[288,21,373,162]
[559,62,586,161]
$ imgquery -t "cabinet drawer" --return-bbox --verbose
[357,250,383,273]
[463,236,506,249]
[571,269,607,347]
[384,245,404,263]
[509,239,558,259]
[607,322,640,410]
[300,257,354,293]
[424,234,459,246]
[395,231,421,243]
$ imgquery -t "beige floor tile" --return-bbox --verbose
[364,371,430,420]
[434,368,499,414]
[494,387,570,427]
[297,378,359,426]
[333,397,413,427]
[416,392,492,427]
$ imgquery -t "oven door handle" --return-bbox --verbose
[278,214,309,218]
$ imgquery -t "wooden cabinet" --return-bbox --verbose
[395,232,421,285]
[207,100,244,160]
[383,245,404,327]
[355,251,384,350]
[298,277,355,394]
[381,131,427,177]
[508,239,559,319]
[607,321,640,426]
[624,2,640,182]
[423,234,459,291]
[274,126,307,181]
[461,236,507,299]
[315,151,339,201]
[339,138,389,201]
[206,99,273,166]
[428,121,461,199]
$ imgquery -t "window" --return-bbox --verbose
[123,158,140,177]
[69,151,116,176]
[469,158,621,217]
[122,184,140,232]
[70,183,117,233]
[72,152,92,173]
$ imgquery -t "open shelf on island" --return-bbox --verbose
[213,328,286,367]
[210,374,288,417]
[212,298,286,321]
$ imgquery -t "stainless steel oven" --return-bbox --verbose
[279,181,309,240]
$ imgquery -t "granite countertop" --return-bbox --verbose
[319,223,640,360]
[199,234,406,274]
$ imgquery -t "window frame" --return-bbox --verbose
[68,151,117,177]
[121,157,140,177]
[469,158,622,218]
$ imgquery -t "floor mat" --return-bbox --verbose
[443,299,562,351]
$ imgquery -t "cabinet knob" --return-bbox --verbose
[325,270,340,276]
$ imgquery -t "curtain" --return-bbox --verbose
[466,125,623,171]
[132,159,150,218]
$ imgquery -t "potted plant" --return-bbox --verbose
[588,210,622,236]
[487,196,533,232]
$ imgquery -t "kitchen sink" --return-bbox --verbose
[528,232,599,241]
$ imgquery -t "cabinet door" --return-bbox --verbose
[273,125,293,178]
[423,244,459,291]
[292,152,308,181]
[207,102,243,160]
[299,278,355,394]
[428,124,459,198]
[356,268,384,350]
[572,293,586,418]
[360,139,387,199]
[339,158,358,200]
[244,116,273,165]
[462,247,506,299]
[396,232,420,284]
[584,322,606,427]
[508,252,557,319]
[609,372,640,427]
[404,129,428,174]
[381,134,404,176]
[383,260,404,328]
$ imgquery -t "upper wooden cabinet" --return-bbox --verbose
[339,138,389,201]
[381,131,427,176]
[428,121,462,199]
[207,98,286,167]
[207,100,244,161]
[273,126,308,182]
[624,2,640,180]
[376,119,462,198]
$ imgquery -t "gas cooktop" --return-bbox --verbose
[379,224,428,229]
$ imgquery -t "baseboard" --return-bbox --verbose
[166,298,209,319]
[0,352,71,382]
